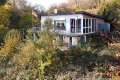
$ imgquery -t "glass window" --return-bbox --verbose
[76,19,81,33]
[55,20,66,30]
[86,28,88,33]
[95,19,96,31]
[57,23,61,29]
[83,19,85,27]
[86,19,88,27]
[83,19,96,33]
[83,28,85,33]
[89,19,91,27]
[61,23,65,29]
[89,28,91,32]
[92,19,94,32]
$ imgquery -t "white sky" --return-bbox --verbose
[27,0,68,10]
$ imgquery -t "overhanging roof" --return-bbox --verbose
[41,11,104,19]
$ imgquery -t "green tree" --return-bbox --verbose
[0,5,12,44]
[0,0,7,6]
[0,25,8,43]
[0,29,21,61]
[20,13,39,29]
[0,6,12,27]
[9,11,21,29]
[98,0,120,27]
[8,18,60,79]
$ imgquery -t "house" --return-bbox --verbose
[40,11,110,46]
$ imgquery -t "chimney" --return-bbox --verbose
[54,9,57,14]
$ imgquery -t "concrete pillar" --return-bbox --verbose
[84,35,87,42]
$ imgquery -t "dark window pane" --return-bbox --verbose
[86,28,88,33]
[57,23,60,28]
[95,19,96,31]
[83,19,85,27]
[61,23,65,30]
[70,19,75,33]
[89,28,91,32]
[83,28,85,33]
[86,19,88,27]
[89,19,91,27]
[77,19,81,32]
[92,19,94,32]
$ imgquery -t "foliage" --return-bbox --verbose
[0,18,60,79]
[20,13,39,29]
[0,29,21,79]
[0,0,7,6]
[0,29,21,61]
[9,11,21,29]
[98,0,120,28]
[44,46,120,79]
[0,25,9,43]
[48,0,101,14]
[0,6,12,27]
[48,3,74,13]
[0,0,120,79]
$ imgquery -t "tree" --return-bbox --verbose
[9,11,21,29]
[98,0,120,27]
[4,18,60,79]
[0,5,12,42]
[0,6,12,27]
[20,13,39,29]
[48,0,102,14]
[0,0,7,6]
[30,18,59,79]
[98,0,120,43]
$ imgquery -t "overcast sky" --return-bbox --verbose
[27,0,68,10]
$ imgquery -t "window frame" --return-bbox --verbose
[54,20,66,30]
[83,18,96,34]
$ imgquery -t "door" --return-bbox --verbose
[70,19,75,33]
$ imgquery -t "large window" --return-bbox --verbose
[76,19,81,33]
[70,19,75,33]
[70,19,81,33]
[83,19,96,34]
[54,20,66,30]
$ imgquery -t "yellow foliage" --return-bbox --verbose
[0,29,21,59]
[4,4,11,9]
[17,40,35,66]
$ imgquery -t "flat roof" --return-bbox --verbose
[41,11,104,19]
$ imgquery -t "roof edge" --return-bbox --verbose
[41,11,104,19]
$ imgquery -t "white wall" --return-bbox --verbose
[72,37,78,45]
[41,14,83,33]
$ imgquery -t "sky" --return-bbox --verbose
[27,0,68,10]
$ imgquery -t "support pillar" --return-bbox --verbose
[84,35,86,42]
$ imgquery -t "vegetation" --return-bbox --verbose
[98,0,120,29]
[0,0,119,79]
[0,0,7,6]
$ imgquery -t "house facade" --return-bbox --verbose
[40,11,110,46]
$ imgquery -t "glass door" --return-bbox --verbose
[70,19,75,33]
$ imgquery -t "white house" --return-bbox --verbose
[40,11,110,46]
